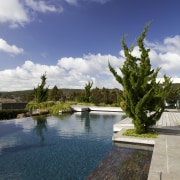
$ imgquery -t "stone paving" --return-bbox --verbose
[87,143,153,180]
[113,110,180,180]
[148,134,180,180]
[148,111,180,180]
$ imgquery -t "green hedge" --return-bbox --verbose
[0,109,28,120]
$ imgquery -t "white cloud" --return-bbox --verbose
[145,36,180,55]
[0,0,30,27]
[159,52,180,72]
[92,0,110,4]
[65,0,110,5]
[0,54,122,91]
[164,35,180,53]
[0,38,24,55]
[0,0,63,27]
[65,0,79,6]
[144,36,180,77]
[118,35,180,78]
[58,53,123,88]
[25,0,63,13]
[0,0,109,27]
[1,35,180,91]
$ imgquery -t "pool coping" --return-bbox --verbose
[112,128,156,146]
[70,105,123,112]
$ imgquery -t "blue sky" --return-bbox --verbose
[0,0,180,91]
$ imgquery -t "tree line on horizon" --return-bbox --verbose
[28,74,120,106]
[0,84,120,106]
[1,83,179,107]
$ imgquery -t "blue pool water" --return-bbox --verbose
[0,112,125,180]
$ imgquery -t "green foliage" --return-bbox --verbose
[109,23,171,134]
[33,73,49,103]
[83,81,93,103]
[76,102,95,106]
[122,129,157,138]
[26,101,55,110]
[49,85,63,101]
[166,84,180,107]
[33,115,47,145]
[49,101,72,114]
[0,88,121,105]
[90,87,118,105]
[26,100,73,114]
[0,90,32,102]
[0,109,27,120]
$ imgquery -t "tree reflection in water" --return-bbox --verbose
[80,112,91,132]
[33,116,47,146]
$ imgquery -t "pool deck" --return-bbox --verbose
[70,105,122,112]
[113,110,180,180]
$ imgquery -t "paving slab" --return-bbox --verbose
[148,134,180,180]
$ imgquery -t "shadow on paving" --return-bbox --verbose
[86,143,153,180]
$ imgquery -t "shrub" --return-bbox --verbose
[0,109,27,120]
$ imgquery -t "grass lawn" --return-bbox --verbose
[122,129,158,138]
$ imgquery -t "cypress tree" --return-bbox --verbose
[84,81,93,103]
[34,73,49,103]
[109,24,171,134]
[49,85,63,101]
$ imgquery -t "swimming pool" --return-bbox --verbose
[0,112,126,179]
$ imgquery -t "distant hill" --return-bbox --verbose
[0,89,84,103]
[0,90,33,103]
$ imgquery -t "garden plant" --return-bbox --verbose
[109,24,171,134]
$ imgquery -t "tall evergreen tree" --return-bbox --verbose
[49,85,63,101]
[84,81,93,103]
[34,73,48,103]
[109,24,171,134]
[91,87,103,105]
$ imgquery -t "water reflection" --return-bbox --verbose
[73,112,91,132]
[74,111,126,133]
[90,111,126,121]
[81,112,91,132]
[55,113,73,120]
[33,116,47,145]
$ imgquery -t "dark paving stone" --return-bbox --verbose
[86,144,153,180]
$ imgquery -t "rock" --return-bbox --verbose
[17,113,26,118]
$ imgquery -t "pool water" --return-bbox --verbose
[0,112,126,180]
